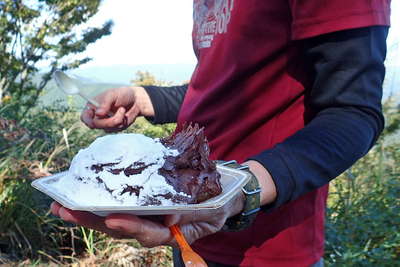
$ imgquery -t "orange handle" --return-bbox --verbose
[170,224,191,250]
[169,224,208,267]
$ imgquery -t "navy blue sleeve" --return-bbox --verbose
[143,84,188,124]
[249,26,388,210]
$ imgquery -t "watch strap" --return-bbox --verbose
[217,160,261,232]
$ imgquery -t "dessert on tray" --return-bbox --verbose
[51,124,222,206]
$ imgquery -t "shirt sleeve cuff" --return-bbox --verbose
[142,86,169,124]
[248,146,296,212]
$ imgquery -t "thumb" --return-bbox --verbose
[95,92,116,116]
[164,214,182,227]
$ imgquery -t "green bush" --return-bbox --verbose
[325,143,400,266]
[0,104,93,262]
[0,103,175,264]
[325,99,400,266]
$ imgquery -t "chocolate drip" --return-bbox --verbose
[91,162,118,173]
[91,161,152,176]
[160,123,222,204]
[124,162,153,177]
[94,176,114,193]
[109,168,124,175]
[121,185,143,196]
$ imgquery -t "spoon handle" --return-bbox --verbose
[79,92,114,116]
[170,224,190,249]
[79,91,100,108]
[170,225,208,267]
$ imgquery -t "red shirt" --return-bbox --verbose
[177,1,390,266]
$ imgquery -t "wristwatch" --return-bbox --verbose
[217,160,261,232]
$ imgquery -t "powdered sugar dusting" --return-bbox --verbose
[50,133,190,206]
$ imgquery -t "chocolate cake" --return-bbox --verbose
[51,124,222,206]
[160,124,222,204]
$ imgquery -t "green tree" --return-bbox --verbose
[131,70,172,86]
[0,0,112,118]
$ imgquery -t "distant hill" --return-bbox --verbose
[70,63,196,84]
[38,79,127,109]
[38,63,196,108]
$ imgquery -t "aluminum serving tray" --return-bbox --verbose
[31,165,251,216]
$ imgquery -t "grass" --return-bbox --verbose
[0,99,399,266]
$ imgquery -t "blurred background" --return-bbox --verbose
[0,1,399,266]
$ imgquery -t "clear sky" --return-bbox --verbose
[82,0,400,67]
[82,0,196,67]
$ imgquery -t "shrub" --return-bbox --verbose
[324,99,400,266]
[0,103,175,264]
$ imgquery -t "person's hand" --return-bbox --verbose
[81,86,154,132]
[50,192,244,248]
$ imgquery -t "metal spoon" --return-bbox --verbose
[53,70,100,108]
[170,224,208,267]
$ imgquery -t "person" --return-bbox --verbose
[51,1,392,266]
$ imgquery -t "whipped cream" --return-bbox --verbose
[51,133,188,206]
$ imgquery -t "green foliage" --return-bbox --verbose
[382,96,400,136]
[126,117,176,138]
[131,70,173,87]
[325,147,400,266]
[324,99,400,266]
[0,99,175,264]
[0,104,100,262]
[0,0,112,118]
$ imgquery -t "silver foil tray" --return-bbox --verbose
[31,165,250,216]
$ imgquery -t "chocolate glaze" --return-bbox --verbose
[82,124,221,205]
[91,161,153,176]
[124,162,154,177]
[121,185,143,196]
[91,162,117,173]
[160,123,222,204]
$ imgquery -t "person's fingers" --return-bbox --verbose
[164,214,182,227]
[125,103,140,126]
[95,91,116,117]
[52,203,220,246]
[57,207,100,226]
[165,219,217,245]
[57,206,81,224]
[103,116,130,133]
[80,106,95,128]
[179,222,210,244]
[50,203,129,238]
[50,201,62,216]
[56,207,123,236]
[105,214,174,247]
[92,107,126,129]
[167,208,227,226]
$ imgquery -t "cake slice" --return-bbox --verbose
[51,124,222,206]
[160,124,222,204]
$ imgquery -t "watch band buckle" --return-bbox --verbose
[242,186,261,195]
[242,207,261,216]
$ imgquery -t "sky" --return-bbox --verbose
[81,0,400,68]
[82,0,196,67]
